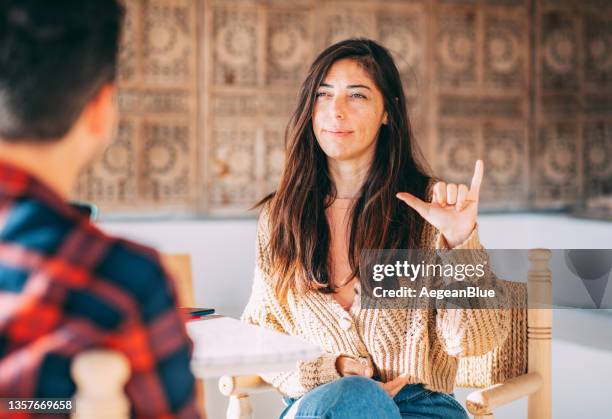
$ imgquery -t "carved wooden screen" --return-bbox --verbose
[73,0,611,219]
[75,0,200,217]
[431,0,530,210]
[533,0,612,217]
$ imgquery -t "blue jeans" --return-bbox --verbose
[280,376,469,419]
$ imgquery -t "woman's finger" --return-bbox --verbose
[456,184,469,211]
[346,358,364,376]
[336,356,356,376]
[468,160,484,202]
[382,375,409,397]
[396,192,431,220]
[381,381,394,396]
[356,358,373,377]
[338,356,373,377]
[384,381,403,397]
[433,182,447,207]
[359,357,374,377]
[384,383,402,397]
[446,183,458,205]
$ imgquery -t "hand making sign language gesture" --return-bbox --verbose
[396,160,484,249]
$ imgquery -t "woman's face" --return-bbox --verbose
[312,58,388,164]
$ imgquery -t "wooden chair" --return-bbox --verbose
[219,249,552,419]
[160,253,207,418]
[160,253,196,307]
[71,253,207,418]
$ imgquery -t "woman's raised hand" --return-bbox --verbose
[396,160,484,248]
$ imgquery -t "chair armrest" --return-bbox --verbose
[218,375,275,397]
[466,372,543,416]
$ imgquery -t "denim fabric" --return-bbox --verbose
[280,376,469,419]
[392,382,469,419]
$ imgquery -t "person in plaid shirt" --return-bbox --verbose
[0,1,199,417]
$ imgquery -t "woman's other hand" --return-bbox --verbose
[379,375,411,397]
[335,355,374,378]
[396,160,484,248]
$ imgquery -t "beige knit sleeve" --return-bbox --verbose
[432,225,511,357]
[240,206,341,398]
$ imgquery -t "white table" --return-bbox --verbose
[186,315,322,378]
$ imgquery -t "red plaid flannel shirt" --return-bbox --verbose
[0,161,199,418]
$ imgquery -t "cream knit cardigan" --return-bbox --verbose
[242,206,510,398]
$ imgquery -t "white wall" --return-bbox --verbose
[101,214,612,419]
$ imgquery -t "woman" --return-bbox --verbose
[242,39,510,419]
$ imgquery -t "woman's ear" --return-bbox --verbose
[382,111,389,125]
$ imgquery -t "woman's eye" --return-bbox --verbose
[315,92,328,98]
[351,93,366,99]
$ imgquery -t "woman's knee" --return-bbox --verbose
[335,376,386,398]
[290,376,399,419]
[326,376,399,417]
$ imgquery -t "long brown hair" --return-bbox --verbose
[258,38,432,300]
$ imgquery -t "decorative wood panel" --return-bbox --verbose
[75,0,199,216]
[533,1,612,210]
[584,121,612,199]
[582,9,612,215]
[376,4,429,149]
[212,7,259,87]
[266,10,312,86]
[72,0,611,219]
[433,1,530,209]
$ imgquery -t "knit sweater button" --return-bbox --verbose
[339,317,352,331]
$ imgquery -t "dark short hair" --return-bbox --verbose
[0,0,124,142]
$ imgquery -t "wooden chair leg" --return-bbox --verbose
[527,249,552,419]
[226,394,253,419]
[195,378,207,419]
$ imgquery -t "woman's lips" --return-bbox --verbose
[324,129,353,137]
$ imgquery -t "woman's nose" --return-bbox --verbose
[330,97,345,120]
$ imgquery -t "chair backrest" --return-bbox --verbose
[160,253,195,307]
[159,252,207,417]
[455,249,552,391]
